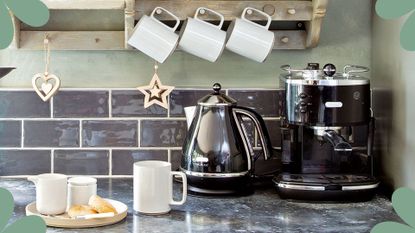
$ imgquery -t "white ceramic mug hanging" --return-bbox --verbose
[32,35,61,102]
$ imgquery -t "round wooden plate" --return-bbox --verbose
[26,199,128,228]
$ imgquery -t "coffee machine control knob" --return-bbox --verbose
[323,64,337,77]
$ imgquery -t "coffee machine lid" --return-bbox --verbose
[280,63,370,85]
[198,83,237,106]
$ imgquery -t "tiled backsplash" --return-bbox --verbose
[0,88,282,177]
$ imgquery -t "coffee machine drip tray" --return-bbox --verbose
[273,174,379,201]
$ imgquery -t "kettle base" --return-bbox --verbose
[182,174,254,197]
[187,184,254,197]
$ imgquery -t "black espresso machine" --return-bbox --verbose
[273,63,379,201]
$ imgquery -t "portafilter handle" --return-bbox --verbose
[323,130,352,152]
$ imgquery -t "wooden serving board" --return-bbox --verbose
[26,199,128,228]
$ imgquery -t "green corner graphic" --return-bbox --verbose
[0,0,50,49]
[0,188,46,233]
[376,0,415,51]
[371,188,415,233]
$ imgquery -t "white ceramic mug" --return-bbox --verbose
[67,177,97,209]
[28,173,67,215]
[178,7,226,62]
[226,7,275,63]
[133,161,187,215]
[128,7,180,63]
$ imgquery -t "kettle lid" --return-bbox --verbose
[197,83,237,106]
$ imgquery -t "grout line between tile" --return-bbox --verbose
[79,120,83,147]
[0,117,188,121]
[167,94,170,118]
[108,90,112,118]
[0,87,282,91]
[0,175,134,179]
[51,149,54,173]
[137,120,141,148]
[167,149,171,163]
[109,149,112,177]
[0,147,185,150]
[21,120,24,148]
[50,96,54,118]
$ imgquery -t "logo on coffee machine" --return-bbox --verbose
[353,91,361,100]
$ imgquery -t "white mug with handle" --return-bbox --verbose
[28,173,68,215]
[133,161,187,215]
[178,7,226,62]
[226,7,275,63]
[128,7,180,63]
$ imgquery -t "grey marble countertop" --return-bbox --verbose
[0,178,400,233]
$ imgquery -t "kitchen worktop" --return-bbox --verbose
[1,178,400,233]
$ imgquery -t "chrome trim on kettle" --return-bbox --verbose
[180,168,250,178]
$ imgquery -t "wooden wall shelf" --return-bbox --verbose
[11,0,135,50]
[41,0,126,10]
[11,0,327,51]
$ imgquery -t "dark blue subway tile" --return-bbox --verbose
[228,90,280,117]
[54,150,109,175]
[0,121,21,147]
[169,90,211,117]
[82,120,138,147]
[0,150,51,175]
[0,91,50,118]
[112,90,167,117]
[170,150,182,171]
[112,150,168,175]
[140,120,187,147]
[24,120,79,147]
[53,91,109,118]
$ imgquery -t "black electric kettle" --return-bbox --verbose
[181,83,274,195]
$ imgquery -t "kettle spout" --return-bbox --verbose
[184,106,196,129]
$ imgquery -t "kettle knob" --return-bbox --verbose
[213,83,221,94]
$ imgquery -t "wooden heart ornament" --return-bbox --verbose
[32,73,61,102]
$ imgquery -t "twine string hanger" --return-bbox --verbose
[154,61,158,74]
[44,33,50,77]
[154,61,159,88]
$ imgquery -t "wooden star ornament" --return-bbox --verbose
[137,65,174,109]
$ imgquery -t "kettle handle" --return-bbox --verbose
[233,106,274,161]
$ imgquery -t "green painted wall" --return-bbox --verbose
[372,14,415,189]
[0,0,372,88]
